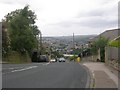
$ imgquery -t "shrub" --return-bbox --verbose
[108,40,120,48]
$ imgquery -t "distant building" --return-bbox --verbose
[98,29,119,40]
[94,29,119,40]
[88,29,120,48]
[88,28,120,70]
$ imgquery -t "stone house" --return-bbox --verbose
[105,35,120,71]
[98,29,119,40]
[86,29,119,71]
[96,29,119,71]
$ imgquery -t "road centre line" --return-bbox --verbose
[11,66,38,72]
[2,63,49,74]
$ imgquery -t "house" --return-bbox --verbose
[94,29,119,71]
[98,29,119,40]
[86,29,120,71]
[88,29,119,45]
[105,34,120,71]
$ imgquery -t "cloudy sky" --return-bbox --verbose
[0,0,119,36]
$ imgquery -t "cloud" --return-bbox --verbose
[50,14,117,29]
[44,0,118,36]
[0,0,118,36]
[0,0,29,5]
[0,0,30,21]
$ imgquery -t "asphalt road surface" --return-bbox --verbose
[2,61,90,88]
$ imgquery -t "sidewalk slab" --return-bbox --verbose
[94,70,117,88]
[83,62,118,88]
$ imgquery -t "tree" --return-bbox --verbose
[91,37,108,62]
[51,51,64,58]
[2,20,10,57]
[3,5,40,56]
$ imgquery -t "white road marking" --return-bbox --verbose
[2,63,49,74]
[11,66,38,72]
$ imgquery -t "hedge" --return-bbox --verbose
[108,40,120,48]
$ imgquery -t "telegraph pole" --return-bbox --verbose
[39,30,42,54]
[73,33,75,49]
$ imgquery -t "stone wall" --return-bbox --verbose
[105,47,119,71]
[82,55,98,62]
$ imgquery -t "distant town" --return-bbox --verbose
[42,35,97,55]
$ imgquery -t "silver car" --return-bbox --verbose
[59,58,65,62]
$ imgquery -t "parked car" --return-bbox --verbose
[59,58,65,62]
[31,51,49,62]
[39,55,49,62]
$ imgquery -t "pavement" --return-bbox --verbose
[2,62,89,88]
[82,62,119,88]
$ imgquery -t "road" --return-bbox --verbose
[2,61,90,88]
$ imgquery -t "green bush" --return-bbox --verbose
[3,51,31,63]
[90,37,108,62]
[108,40,120,48]
[69,55,77,61]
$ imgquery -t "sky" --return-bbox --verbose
[0,0,119,36]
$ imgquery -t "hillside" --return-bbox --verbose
[43,35,97,44]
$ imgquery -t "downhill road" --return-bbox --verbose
[2,61,90,88]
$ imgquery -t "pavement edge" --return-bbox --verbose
[80,63,95,88]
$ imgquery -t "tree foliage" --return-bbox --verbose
[51,51,64,58]
[91,37,108,54]
[2,21,10,56]
[90,37,108,62]
[69,55,77,61]
[3,5,40,56]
